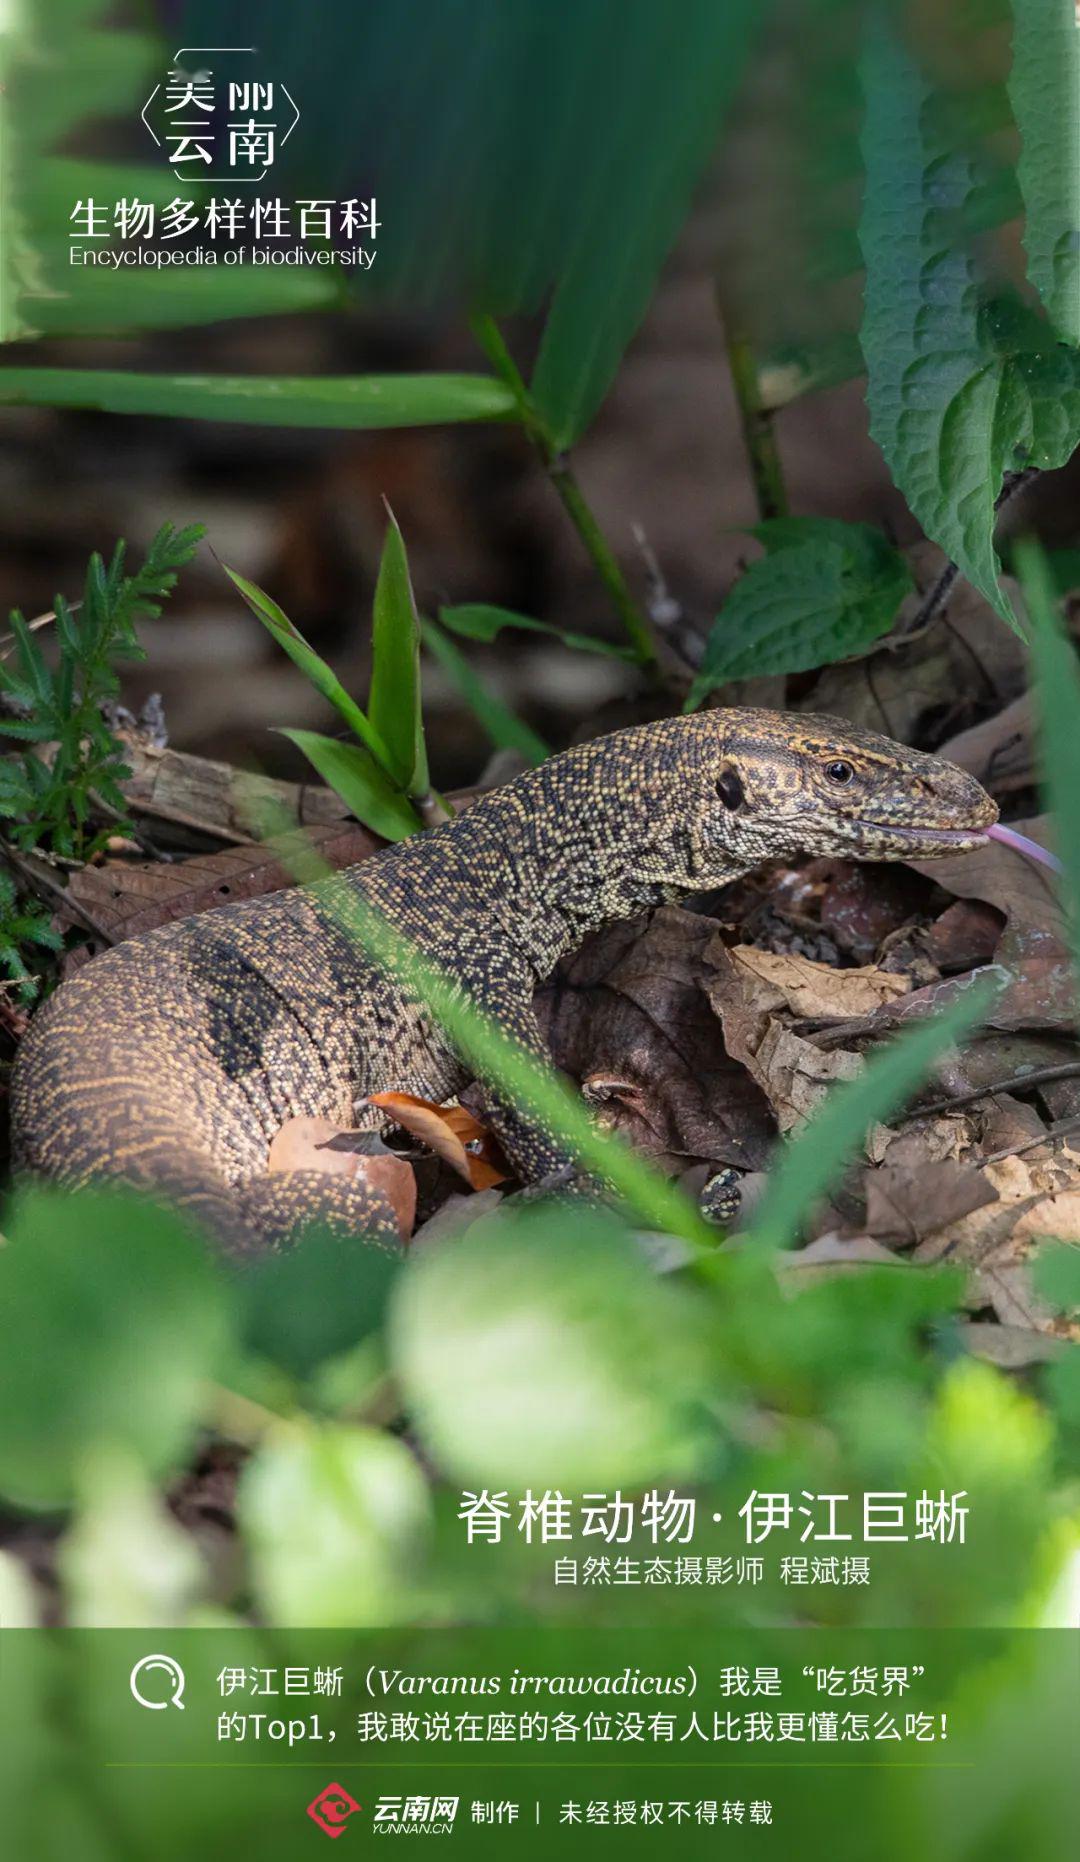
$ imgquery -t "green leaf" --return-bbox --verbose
[237,1226,402,1382]
[223,565,392,768]
[0,370,518,429]
[368,512,427,794]
[1009,0,1080,345]
[0,1187,231,1511]
[58,1450,206,1628]
[1031,1241,1080,1315]
[1014,536,1080,982]
[391,1202,714,1487]
[27,258,344,337]
[276,729,420,842]
[752,976,1002,1250]
[687,519,912,707]
[421,620,550,767]
[529,0,759,446]
[238,1422,430,1626]
[858,20,1080,628]
[438,602,636,660]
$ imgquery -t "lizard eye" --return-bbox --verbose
[715,766,744,810]
[825,759,854,785]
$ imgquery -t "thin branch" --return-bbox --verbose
[901,1062,1080,1121]
[470,314,659,670]
[982,1114,1080,1166]
[723,327,789,523]
[900,467,1040,637]
[630,521,708,672]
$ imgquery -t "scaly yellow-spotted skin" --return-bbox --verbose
[10,710,996,1254]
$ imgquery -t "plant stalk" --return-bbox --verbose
[470,314,658,669]
[723,326,789,523]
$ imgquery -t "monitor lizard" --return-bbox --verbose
[10,709,997,1254]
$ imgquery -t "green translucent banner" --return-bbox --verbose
[0,1627,1074,1858]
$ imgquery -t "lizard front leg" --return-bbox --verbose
[467,987,585,1188]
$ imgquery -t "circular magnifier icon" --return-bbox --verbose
[130,1653,186,1710]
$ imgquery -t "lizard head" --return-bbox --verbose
[686,707,997,872]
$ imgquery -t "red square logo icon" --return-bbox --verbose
[307,1783,362,1838]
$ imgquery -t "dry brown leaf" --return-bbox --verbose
[954,1320,1066,1369]
[704,938,863,1131]
[266,1116,416,1240]
[60,821,383,974]
[726,945,910,1019]
[863,1160,997,1249]
[939,693,1034,797]
[537,908,774,1171]
[368,1090,509,1190]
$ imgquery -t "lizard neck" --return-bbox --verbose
[441,736,746,980]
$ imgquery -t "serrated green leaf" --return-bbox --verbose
[858,19,1080,629]
[277,729,420,842]
[438,602,635,660]
[1009,0,1080,345]
[0,370,518,429]
[752,976,1002,1250]
[421,621,550,767]
[368,513,427,794]
[686,521,911,707]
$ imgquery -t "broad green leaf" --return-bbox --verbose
[438,602,636,660]
[421,620,550,767]
[752,976,1001,1249]
[529,0,759,446]
[0,1187,231,1510]
[237,1226,402,1381]
[28,257,343,337]
[0,369,518,429]
[59,1450,206,1628]
[1009,0,1080,344]
[238,1422,430,1626]
[277,729,420,842]
[1032,1241,1080,1315]
[1014,536,1080,981]
[858,20,1080,628]
[223,565,392,770]
[369,513,427,794]
[686,519,912,707]
[390,1202,714,1486]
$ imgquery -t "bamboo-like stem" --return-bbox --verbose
[724,327,789,523]
[470,314,658,669]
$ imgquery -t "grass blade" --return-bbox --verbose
[276,730,419,843]
[439,603,636,661]
[421,621,550,767]
[0,371,518,430]
[223,565,393,771]
[369,512,427,794]
[1013,536,1080,975]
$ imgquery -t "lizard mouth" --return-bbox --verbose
[855,819,991,851]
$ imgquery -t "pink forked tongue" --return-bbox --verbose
[986,822,1062,873]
